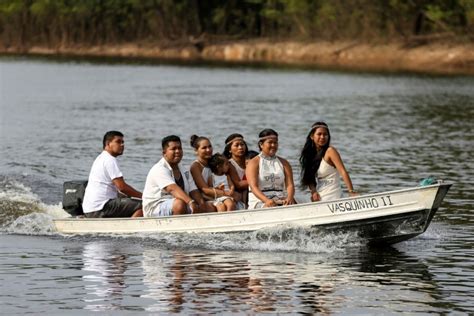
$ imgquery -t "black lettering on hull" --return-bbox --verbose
[326,195,395,214]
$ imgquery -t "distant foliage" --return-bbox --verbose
[0,0,472,48]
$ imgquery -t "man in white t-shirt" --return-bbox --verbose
[82,131,143,218]
[143,135,214,217]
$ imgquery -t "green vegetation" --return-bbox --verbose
[1,0,473,48]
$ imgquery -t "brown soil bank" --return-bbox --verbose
[2,40,474,75]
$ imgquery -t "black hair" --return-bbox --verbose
[208,153,227,174]
[246,150,259,160]
[223,133,249,158]
[299,122,331,187]
[162,135,181,150]
[257,128,278,151]
[190,134,210,149]
[103,131,123,149]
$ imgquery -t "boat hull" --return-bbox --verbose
[316,208,432,244]
[53,182,451,245]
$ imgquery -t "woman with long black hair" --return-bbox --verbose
[299,122,357,202]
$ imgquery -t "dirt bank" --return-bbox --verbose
[2,39,474,75]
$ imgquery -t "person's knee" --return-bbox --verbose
[209,203,218,212]
[216,203,226,212]
[227,200,236,210]
[200,202,216,213]
[173,199,187,215]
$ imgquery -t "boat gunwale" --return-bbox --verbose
[53,182,452,223]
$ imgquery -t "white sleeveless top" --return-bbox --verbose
[212,174,229,190]
[229,159,245,180]
[316,159,342,201]
[248,153,287,209]
[193,160,212,184]
[201,166,212,184]
[230,158,248,210]
[189,161,213,200]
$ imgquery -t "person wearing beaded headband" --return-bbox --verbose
[223,133,249,208]
[299,122,357,202]
[188,135,218,212]
[246,129,296,209]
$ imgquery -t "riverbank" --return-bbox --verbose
[2,39,474,75]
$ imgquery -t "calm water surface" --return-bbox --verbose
[0,57,473,314]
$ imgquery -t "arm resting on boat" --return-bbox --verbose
[326,147,357,196]
[309,184,321,202]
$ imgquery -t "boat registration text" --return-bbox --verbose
[327,195,394,214]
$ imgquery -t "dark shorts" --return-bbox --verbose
[84,198,142,218]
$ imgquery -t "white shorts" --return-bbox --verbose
[149,199,192,217]
[212,196,233,206]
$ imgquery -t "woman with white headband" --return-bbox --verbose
[246,129,296,209]
[189,135,218,212]
[223,133,249,209]
[299,121,357,202]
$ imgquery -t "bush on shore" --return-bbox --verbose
[0,0,473,49]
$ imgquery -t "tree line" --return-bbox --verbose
[1,0,473,49]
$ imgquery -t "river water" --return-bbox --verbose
[1,57,473,314]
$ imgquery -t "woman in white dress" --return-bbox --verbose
[223,133,249,208]
[246,129,296,209]
[299,122,357,202]
[189,135,218,212]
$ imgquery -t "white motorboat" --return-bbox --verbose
[53,182,451,245]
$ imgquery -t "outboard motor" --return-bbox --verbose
[62,180,88,216]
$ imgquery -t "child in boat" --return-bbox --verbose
[208,153,237,212]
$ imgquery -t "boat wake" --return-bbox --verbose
[232,226,364,253]
[135,227,363,253]
[0,177,66,234]
[52,227,366,254]
[6,212,57,235]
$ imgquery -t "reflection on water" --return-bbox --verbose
[141,249,338,314]
[0,234,473,313]
[138,244,458,314]
[82,242,128,311]
[141,250,280,313]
